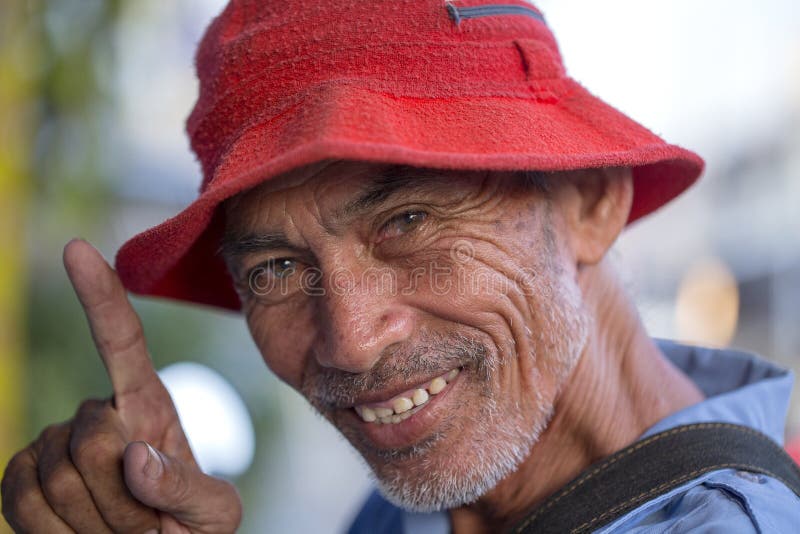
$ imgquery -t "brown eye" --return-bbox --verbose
[379,210,428,241]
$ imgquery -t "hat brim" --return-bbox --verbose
[115,79,703,311]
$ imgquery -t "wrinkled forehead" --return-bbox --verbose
[223,160,487,232]
[222,160,373,234]
[244,160,370,196]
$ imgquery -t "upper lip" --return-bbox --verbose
[343,367,460,408]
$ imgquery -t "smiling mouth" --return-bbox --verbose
[353,367,461,424]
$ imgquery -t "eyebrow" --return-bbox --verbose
[340,165,446,219]
[218,232,296,265]
[219,165,448,263]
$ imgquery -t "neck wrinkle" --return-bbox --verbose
[450,259,705,534]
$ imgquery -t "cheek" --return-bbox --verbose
[245,299,316,390]
[395,247,532,391]
[402,241,534,340]
[404,240,578,401]
[521,260,591,394]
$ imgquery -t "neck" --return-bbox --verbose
[449,259,705,533]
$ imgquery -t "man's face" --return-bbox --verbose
[223,160,591,511]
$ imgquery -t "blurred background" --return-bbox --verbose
[0,0,798,532]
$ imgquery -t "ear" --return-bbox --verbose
[552,167,633,266]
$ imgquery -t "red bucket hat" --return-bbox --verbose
[115,0,704,311]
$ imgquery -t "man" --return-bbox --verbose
[2,1,799,532]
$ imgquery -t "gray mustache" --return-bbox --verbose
[303,331,491,410]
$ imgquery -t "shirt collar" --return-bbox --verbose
[391,341,793,534]
[642,339,794,444]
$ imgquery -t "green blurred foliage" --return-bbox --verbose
[28,0,118,232]
[20,0,118,434]
[16,4,284,525]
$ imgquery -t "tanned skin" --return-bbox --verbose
[1,161,702,533]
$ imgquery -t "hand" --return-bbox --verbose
[1,239,242,533]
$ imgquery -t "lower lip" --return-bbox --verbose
[346,371,463,449]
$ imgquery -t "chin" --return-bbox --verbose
[357,391,553,513]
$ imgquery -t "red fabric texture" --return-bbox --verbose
[115,0,704,311]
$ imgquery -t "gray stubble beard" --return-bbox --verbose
[371,267,592,513]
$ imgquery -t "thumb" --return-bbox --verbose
[123,441,242,533]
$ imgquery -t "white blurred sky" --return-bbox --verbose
[539,0,800,155]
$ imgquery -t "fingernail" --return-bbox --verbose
[143,443,164,480]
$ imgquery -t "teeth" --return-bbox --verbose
[374,407,393,418]
[360,406,376,422]
[428,377,446,394]
[355,367,461,424]
[412,388,429,406]
[392,397,414,414]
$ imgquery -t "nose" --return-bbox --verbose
[314,265,415,374]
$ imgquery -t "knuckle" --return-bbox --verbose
[105,504,154,532]
[73,399,119,437]
[70,432,121,468]
[1,465,19,522]
[7,486,40,526]
[36,421,71,451]
[2,449,33,496]
[95,324,144,356]
[166,466,192,506]
[3,449,28,481]
[36,421,67,445]
[76,397,108,417]
[40,463,79,505]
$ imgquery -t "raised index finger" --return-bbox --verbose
[63,239,160,401]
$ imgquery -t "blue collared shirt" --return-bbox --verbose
[348,340,800,533]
